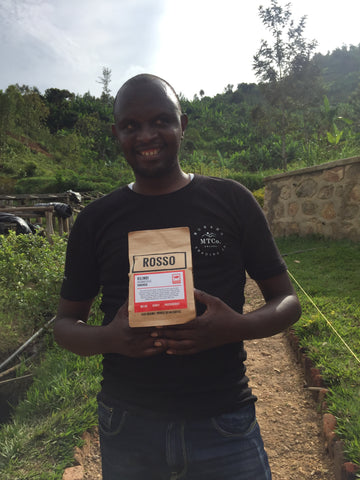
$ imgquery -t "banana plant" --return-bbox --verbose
[323,95,353,145]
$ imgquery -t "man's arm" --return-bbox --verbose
[151,271,301,355]
[237,271,301,339]
[54,297,167,358]
[54,298,108,356]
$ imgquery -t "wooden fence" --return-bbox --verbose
[0,192,76,207]
[0,193,80,237]
[0,206,69,237]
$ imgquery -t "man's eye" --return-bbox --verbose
[155,118,169,126]
[120,122,137,131]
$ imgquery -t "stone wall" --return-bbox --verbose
[264,157,360,241]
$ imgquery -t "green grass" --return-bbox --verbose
[0,343,102,479]
[276,236,360,465]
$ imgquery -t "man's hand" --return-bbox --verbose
[54,272,300,358]
[54,297,167,358]
[149,289,241,355]
[106,301,167,358]
[149,271,302,356]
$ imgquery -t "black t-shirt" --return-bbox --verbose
[61,175,286,417]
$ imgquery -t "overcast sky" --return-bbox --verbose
[1,0,359,99]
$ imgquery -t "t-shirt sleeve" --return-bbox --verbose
[238,187,287,280]
[60,209,100,301]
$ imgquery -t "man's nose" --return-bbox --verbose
[137,123,157,142]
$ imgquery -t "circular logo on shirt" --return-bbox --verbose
[192,225,226,256]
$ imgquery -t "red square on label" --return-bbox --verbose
[172,273,181,284]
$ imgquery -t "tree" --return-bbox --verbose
[0,90,12,146]
[44,88,77,133]
[253,0,318,169]
[3,85,49,139]
[349,81,360,133]
[97,67,112,103]
[253,1,318,82]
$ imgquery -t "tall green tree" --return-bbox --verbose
[3,85,49,139]
[0,90,12,147]
[44,88,77,133]
[97,67,112,104]
[253,0,319,169]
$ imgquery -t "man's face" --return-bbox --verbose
[112,80,187,180]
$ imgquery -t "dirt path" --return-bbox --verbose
[77,279,335,480]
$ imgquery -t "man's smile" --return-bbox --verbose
[138,148,161,157]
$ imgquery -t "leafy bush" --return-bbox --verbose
[14,175,120,194]
[0,176,17,194]
[225,171,266,191]
[252,187,265,206]
[14,176,56,193]
[0,232,67,349]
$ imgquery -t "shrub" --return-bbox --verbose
[225,171,265,191]
[0,232,67,345]
[252,187,265,207]
[0,176,16,194]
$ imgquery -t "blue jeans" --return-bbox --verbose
[97,394,272,480]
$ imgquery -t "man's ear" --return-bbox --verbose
[112,124,123,152]
[181,113,188,138]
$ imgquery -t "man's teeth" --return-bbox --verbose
[140,149,160,156]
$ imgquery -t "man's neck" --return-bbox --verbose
[132,169,191,196]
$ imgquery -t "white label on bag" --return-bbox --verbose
[133,270,187,313]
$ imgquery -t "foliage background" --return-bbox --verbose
[1,44,360,195]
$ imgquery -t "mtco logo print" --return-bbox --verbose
[193,225,226,256]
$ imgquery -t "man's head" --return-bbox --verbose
[112,74,188,181]
[113,74,182,122]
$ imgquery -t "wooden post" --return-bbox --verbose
[45,210,54,237]
[58,217,64,236]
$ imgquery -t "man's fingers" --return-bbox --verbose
[141,347,166,357]
[154,328,190,340]
[194,288,220,308]
[129,338,168,358]
[194,288,208,302]
[165,339,195,354]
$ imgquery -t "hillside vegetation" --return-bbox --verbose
[1,44,360,196]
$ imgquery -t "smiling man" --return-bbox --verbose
[112,76,188,189]
[54,74,301,479]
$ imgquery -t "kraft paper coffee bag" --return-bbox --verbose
[128,227,196,327]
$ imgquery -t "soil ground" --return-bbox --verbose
[79,278,336,480]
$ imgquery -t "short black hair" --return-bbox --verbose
[113,73,182,120]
